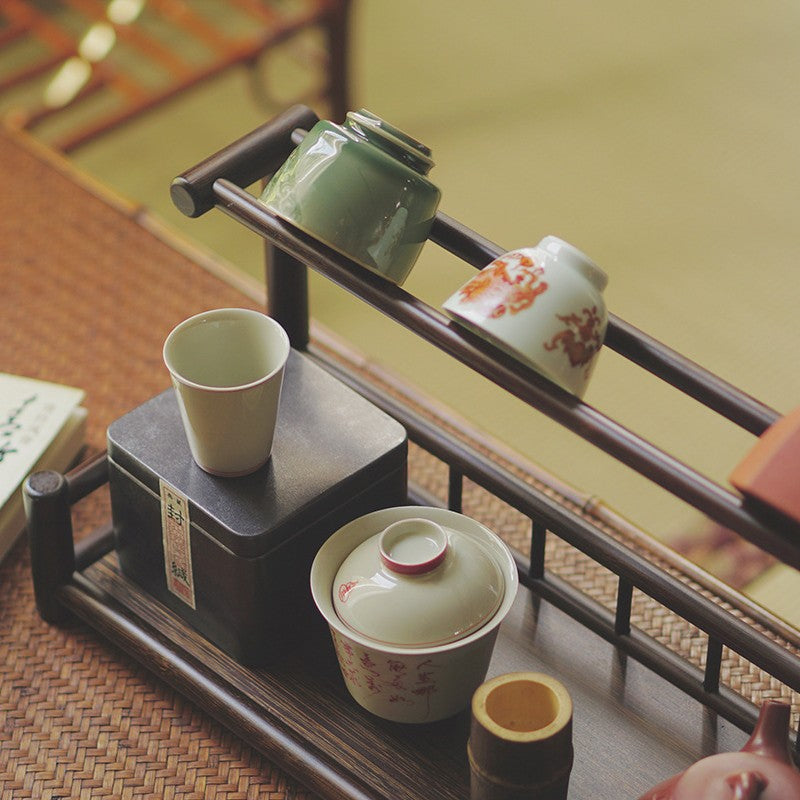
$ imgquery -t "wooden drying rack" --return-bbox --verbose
[25,104,800,799]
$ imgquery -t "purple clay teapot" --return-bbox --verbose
[638,701,800,800]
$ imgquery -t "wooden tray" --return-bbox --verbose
[13,107,799,798]
[46,500,750,800]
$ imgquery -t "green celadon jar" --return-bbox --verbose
[259,109,441,285]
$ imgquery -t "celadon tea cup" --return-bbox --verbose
[163,308,290,477]
[443,236,609,397]
[310,506,518,724]
[259,109,441,285]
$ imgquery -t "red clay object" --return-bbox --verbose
[637,701,800,800]
[730,406,800,523]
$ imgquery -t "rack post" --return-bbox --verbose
[265,243,310,349]
[24,470,75,624]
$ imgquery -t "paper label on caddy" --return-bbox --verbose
[159,479,196,609]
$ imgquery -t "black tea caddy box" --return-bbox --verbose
[107,351,408,665]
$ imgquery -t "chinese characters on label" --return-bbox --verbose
[159,479,195,609]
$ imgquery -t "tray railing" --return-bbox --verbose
[169,105,800,754]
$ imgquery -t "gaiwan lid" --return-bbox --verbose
[332,517,504,647]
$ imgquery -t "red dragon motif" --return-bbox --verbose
[337,580,357,603]
[458,251,549,318]
[543,306,603,370]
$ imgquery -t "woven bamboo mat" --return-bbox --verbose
[0,126,314,800]
[0,125,797,798]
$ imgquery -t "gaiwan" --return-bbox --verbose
[259,109,441,285]
[310,507,519,723]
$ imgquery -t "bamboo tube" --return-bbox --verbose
[468,672,573,800]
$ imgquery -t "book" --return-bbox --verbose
[0,373,88,564]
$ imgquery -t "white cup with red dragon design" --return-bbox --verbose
[442,236,608,397]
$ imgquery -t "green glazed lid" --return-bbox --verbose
[343,109,435,175]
